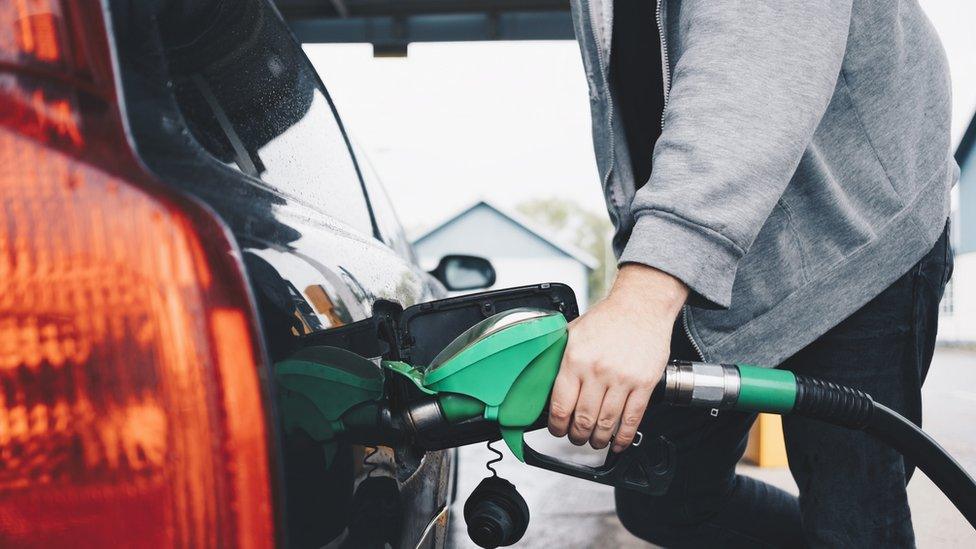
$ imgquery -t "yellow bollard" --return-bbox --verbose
[744,413,789,467]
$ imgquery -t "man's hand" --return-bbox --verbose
[548,264,688,453]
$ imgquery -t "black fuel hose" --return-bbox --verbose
[792,374,976,528]
[863,402,976,528]
[664,362,976,529]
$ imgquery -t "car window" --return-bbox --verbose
[156,0,374,235]
[349,138,417,262]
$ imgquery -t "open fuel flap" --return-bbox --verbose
[395,282,580,366]
[294,282,578,365]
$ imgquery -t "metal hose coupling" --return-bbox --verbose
[663,361,741,410]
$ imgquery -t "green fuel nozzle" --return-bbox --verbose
[272,308,811,494]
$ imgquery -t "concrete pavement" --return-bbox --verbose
[447,348,976,548]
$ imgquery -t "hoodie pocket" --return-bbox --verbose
[692,202,807,344]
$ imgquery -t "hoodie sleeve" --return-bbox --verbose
[618,0,854,308]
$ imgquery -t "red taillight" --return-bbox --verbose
[0,2,276,548]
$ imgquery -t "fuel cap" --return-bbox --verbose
[463,476,530,548]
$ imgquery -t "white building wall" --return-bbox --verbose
[938,251,976,343]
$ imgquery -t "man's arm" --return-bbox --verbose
[621,0,855,308]
[549,0,854,450]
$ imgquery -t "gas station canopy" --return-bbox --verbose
[275,0,574,55]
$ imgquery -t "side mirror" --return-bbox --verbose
[429,255,496,292]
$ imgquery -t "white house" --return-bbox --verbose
[940,114,976,344]
[412,201,598,310]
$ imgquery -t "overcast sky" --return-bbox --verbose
[304,2,976,233]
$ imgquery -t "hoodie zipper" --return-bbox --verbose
[656,0,671,130]
[682,306,705,361]
[657,2,698,359]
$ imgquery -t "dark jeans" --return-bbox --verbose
[616,224,953,548]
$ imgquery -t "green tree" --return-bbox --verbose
[517,197,615,305]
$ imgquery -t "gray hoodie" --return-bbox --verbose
[570,0,956,366]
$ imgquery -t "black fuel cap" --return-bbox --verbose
[463,476,530,548]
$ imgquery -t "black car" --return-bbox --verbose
[0,0,502,546]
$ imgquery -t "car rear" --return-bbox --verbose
[0,1,279,546]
